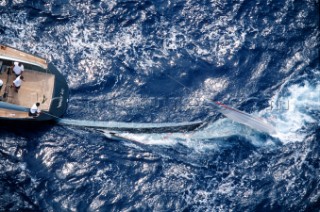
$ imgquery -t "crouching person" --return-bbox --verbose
[29,102,41,117]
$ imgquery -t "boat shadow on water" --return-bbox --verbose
[0,121,55,139]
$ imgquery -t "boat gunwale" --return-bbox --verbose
[0,44,48,69]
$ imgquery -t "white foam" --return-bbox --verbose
[0,0,7,6]
[250,54,271,80]
[264,80,320,143]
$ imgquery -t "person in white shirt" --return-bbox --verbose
[29,102,41,117]
[12,75,24,92]
[13,62,24,77]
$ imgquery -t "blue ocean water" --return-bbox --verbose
[0,0,319,211]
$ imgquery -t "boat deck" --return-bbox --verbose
[0,68,55,118]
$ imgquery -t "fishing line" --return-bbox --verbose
[164,73,194,93]
[163,72,217,110]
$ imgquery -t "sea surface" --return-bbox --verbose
[0,0,319,211]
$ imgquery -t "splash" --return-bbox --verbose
[266,81,320,143]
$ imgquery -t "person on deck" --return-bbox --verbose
[12,62,24,77]
[12,75,24,93]
[29,102,41,117]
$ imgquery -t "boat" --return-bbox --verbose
[0,44,69,123]
[0,44,202,133]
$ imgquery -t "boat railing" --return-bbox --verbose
[0,45,48,69]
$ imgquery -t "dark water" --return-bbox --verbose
[0,0,319,211]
